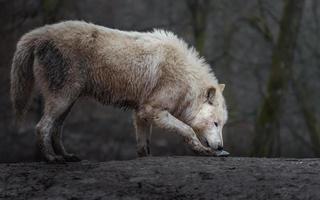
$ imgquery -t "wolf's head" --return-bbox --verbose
[190,84,228,151]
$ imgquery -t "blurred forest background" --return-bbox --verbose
[0,0,319,163]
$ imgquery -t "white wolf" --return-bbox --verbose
[10,21,228,163]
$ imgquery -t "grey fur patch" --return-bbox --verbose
[36,40,69,91]
[84,86,138,110]
[114,99,138,110]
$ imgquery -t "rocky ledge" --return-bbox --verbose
[0,157,319,200]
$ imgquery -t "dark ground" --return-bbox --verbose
[0,157,319,200]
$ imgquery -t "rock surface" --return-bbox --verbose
[0,157,319,200]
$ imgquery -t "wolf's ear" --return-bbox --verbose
[207,87,216,104]
[219,84,225,92]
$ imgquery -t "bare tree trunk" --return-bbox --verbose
[252,0,305,157]
[186,0,210,54]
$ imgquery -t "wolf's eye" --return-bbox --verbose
[214,122,218,127]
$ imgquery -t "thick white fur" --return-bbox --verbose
[12,21,228,160]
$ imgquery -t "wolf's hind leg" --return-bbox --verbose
[36,98,76,163]
[51,102,81,162]
[36,115,64,163]
[133,112,152,157]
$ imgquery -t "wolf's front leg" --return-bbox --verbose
[133,112,152,157]
[138,107,213,155]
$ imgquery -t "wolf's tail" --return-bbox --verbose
[10,35,36,122]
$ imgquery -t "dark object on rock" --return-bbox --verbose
[215,150,230,157]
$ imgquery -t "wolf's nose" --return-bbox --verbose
[217,145,223,151]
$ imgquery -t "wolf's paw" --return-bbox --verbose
[186,139,214,156]
[192,145,214,156]
[136,146,151,157]
[64,154,81,162]
[47,155,66,164]
[199,148,215,156]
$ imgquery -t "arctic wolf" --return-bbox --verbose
[10,21,228,163]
